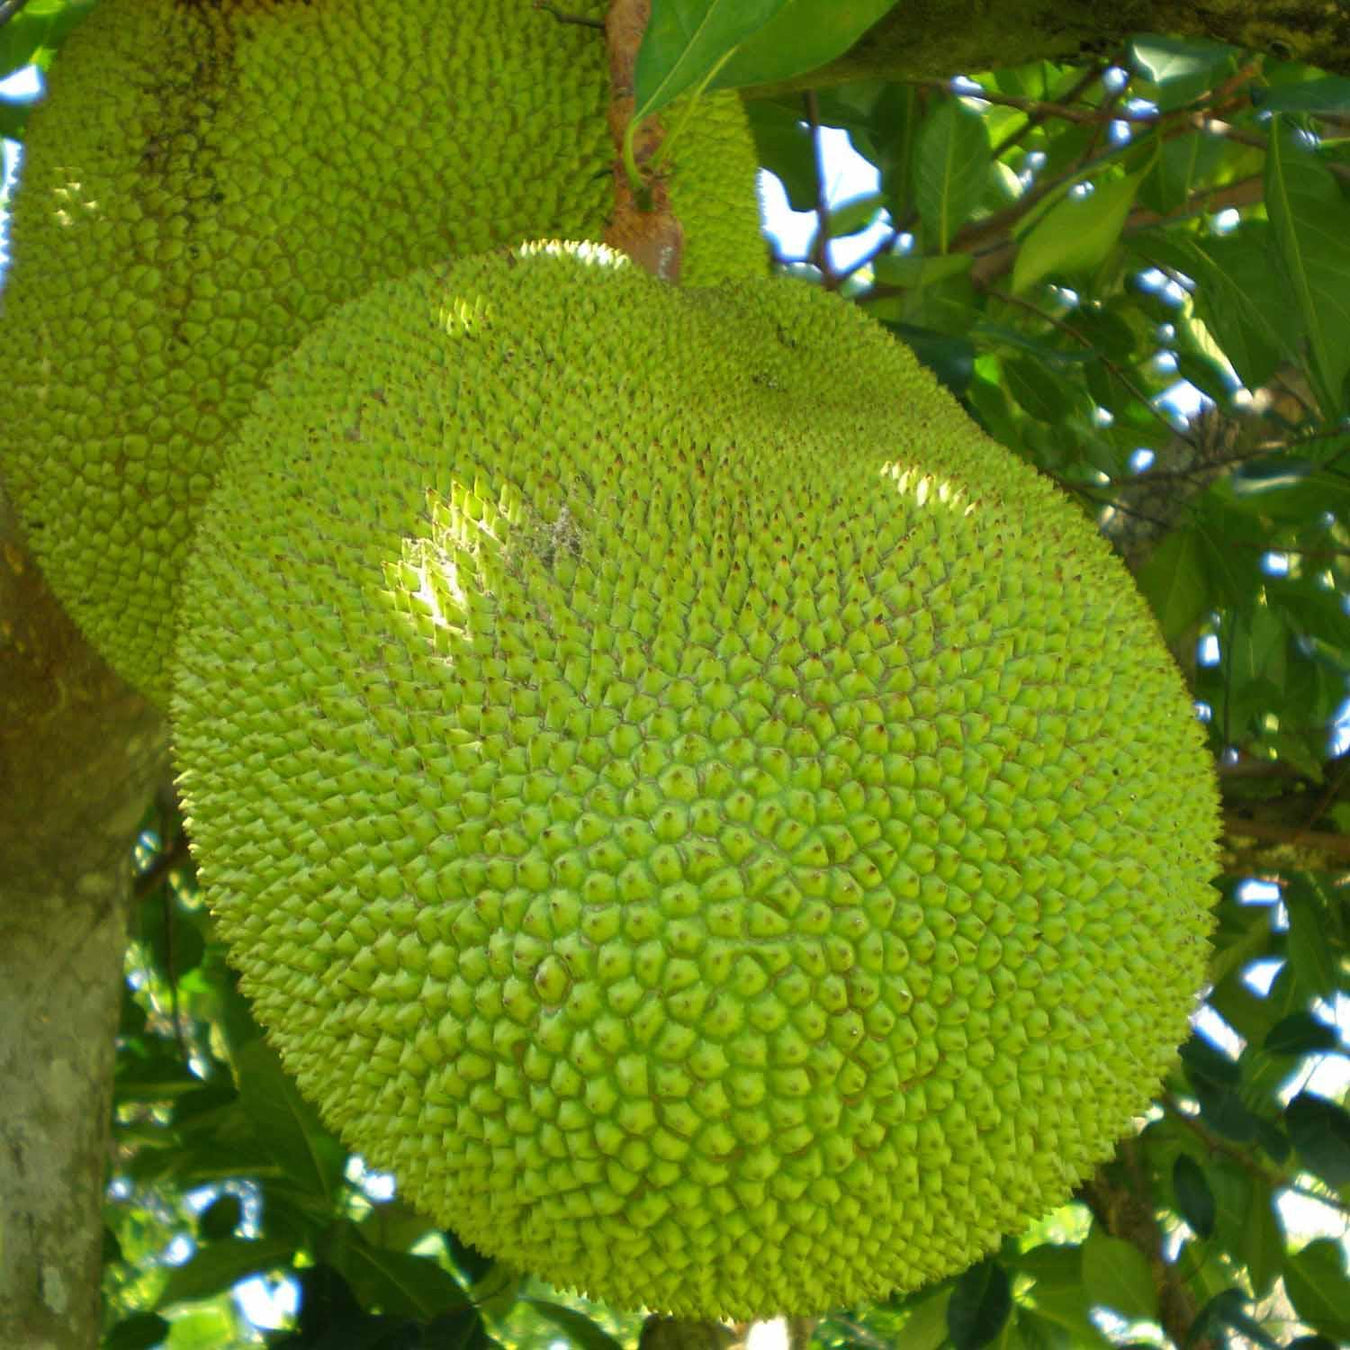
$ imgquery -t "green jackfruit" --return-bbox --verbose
[172,243,1220,1318]
[0,0,762,705]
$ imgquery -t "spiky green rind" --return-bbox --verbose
[0,0,762,705]
[173,244,1219,1318]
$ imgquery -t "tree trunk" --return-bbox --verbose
[747,0,1350,95]
[0,493,166,1350]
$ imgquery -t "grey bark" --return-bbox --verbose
[0,492,166,1349]
[747,0,1350,95]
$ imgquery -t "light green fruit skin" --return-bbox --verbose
[0,0,763,706]
[172,244,1220,1318]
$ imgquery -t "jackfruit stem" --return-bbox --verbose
[604,0,684,281]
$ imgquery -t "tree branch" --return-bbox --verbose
[742,0,1350,96]
[1079,1138,1218,1350]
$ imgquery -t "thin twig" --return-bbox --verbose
[803,90,839,289]
[989,61,1114,160]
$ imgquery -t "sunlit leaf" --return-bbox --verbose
[1136,526,1210,641]
[1081,1227,1158,1321]
[157,1236,296,1307]
[1265,120,1350,416]
[522,1299,626,1350]
[1243,1182,1286,1301]
[634,0,783,119]
[233,1039,345,1199]
[1013,171,1144,294]
[915,100,991,253]
[712,0,895,92]
[1284,1240,1350,1341]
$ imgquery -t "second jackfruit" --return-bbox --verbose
[0,0,763,703]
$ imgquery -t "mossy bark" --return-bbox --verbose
[746,0,1350,95]
[0,493,166,1350]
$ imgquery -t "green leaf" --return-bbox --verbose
[819,190,884,241]
[899,1289,954,1350]
[114,1050,204,1103]
[1133,229,1299,392]
[948,1260,1013,1350]
[0,11,45,76]
[745,102,815,211]
[914,100,992,253]
[1265,119,1350,415]
[522,1299,626,1350]
[1242,1181,1285,1302]
[424,1304,497,1350]
[156,1235,296,1308]
[1135,526,1210,642]
[0,98,33,139]
[0,0,97,77]
[634,0,783,119]
[1207,1159,1258,1273]
[1286,1093,1350,1189]
[105,1312,170,1350]
[157,1307,236,1349]
[1081,1227,1158,1322]
[1284,1240,1350,1342]
[874,253,974,289]
[876,84,922,220]
[1264,1011,1341,1056]
[1285,883,1338,1000]
[1193,1289,1280,1350]
[1171,1155,1216,1239]
[1229,598,1288,695]
[1002,355,1076,423]
[1013,171,1144,294]
[1257,75,1350,115]
[1138,131,1224,215]
[198,1193,243,1241]
[712,0,895,92]
[233,1039,345,1199]
[321,1221,468,1320]
[1129,35,1240,110]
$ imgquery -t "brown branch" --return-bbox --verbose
[739,2,1350,97]
[915,78,1162,125]
[1221,812,1350,864]
[1163,1095,1350,1219]
[1162,1096,1284,1183]
[803,90,839,288]
[990,61,1116,160]
[1079,1138,1217,1350]
[602,0,683,281]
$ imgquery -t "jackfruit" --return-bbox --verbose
[172,243,1219,1318]
[0,0,763,705]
